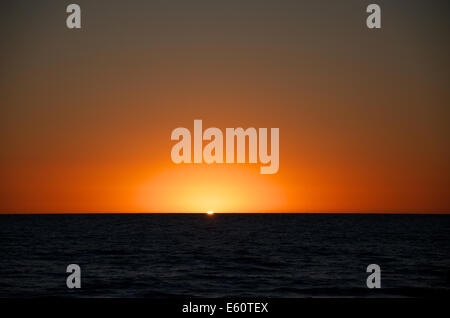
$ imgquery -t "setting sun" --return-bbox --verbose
[206,211,214,215]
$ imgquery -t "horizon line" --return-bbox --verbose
[1,211,449,215]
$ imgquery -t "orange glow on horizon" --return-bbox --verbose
[137,165,288,213]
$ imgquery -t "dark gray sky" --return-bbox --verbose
[0,1,449,213]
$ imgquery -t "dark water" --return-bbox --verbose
[0,214,449,297]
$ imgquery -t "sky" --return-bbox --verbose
[0,0,449,213]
